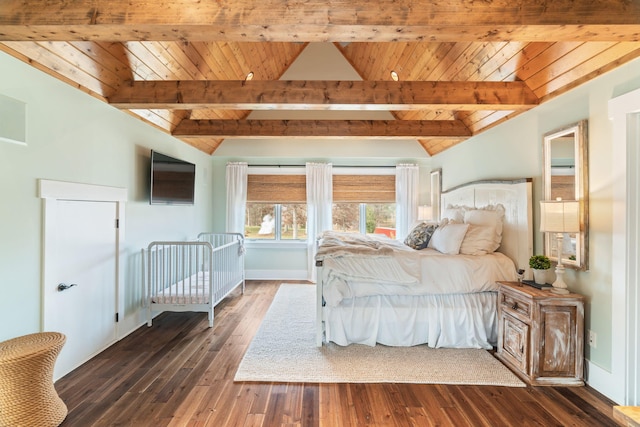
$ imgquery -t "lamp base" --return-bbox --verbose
[551,240,570,294]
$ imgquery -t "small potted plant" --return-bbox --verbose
[529,255,551,285]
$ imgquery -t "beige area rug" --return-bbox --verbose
[234,284,525,386]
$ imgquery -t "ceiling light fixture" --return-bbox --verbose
[390,71,399,81]
[245,71,254,81]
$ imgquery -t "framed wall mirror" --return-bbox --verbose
[542,120,589,270]
[430,169,442,221]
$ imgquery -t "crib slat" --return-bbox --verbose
[145,234,245,328]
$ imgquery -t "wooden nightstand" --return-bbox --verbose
[495,281,585,386]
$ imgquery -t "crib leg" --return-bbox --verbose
[147,306,152,327]
[208,309,214,328]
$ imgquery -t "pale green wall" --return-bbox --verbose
[431,57,640,371]
[0,52,214,342]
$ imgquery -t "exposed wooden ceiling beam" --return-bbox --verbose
[172,119,471,139]
[110,80,539,111]
[1,0,639,42]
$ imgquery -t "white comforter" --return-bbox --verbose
[316,231,516,307]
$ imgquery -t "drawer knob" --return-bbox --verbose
[512,302,519,310]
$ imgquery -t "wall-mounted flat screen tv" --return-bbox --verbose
[150,150,196,205]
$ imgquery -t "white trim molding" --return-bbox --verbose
[607,87,640,405]
[39,179,127,201]
[245,269,309,281]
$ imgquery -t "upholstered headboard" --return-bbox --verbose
[441,178,533,273]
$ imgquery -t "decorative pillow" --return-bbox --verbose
[404,222,438,250]
[463,204,505,252]
[459,224,497,255]
[441,204,467,223]
[427,222,469,255]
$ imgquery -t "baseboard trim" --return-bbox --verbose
[586,359,623,404]
[245,269,308,281]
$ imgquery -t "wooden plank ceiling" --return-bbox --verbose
[1,1,640,156]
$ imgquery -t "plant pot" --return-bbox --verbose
[533,268,549,285]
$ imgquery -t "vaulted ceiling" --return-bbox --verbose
[2,1,640,156]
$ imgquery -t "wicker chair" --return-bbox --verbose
[0,332,67,427]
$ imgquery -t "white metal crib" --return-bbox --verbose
[144,233,245,327]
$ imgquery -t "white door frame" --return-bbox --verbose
[607,88,640,405]
[39,179,127,338]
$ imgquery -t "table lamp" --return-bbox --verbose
[539,199,580,294]
[418,205,433,222]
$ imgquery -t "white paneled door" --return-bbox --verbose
[43,199,118,379]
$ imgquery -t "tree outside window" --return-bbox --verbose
[332,203,396,237]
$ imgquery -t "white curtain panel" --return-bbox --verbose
[225,162,248,234]
[396,163,419,241]
[306,162,333,282]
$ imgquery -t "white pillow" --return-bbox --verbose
[463,204,505,252]
[428,222,469,255]
[441,205,467,223]
[459,224,496,255]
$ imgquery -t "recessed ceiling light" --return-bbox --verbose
[245,71,254,81]
[390,71,399,81]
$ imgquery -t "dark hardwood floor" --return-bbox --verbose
[55,280,622,426]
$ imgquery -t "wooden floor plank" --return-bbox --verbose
[301,384,319,427]
[166,385,211,426]
[446,386,492,427]
[55,280,622,427]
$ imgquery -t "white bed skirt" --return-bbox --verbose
[323,292,498,348]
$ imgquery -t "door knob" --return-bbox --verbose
[57,283,77,292]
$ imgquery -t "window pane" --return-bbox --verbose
[246,203,275,239]
[366,203,396,238]
[332,203,360,233]
[281,204,307,240]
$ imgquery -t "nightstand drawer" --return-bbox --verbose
[500,290,532,321]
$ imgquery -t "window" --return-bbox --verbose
[332,174,396,237]
[244,169,395,240]
[246,203,276,239]
[332,203,396,236]
[333,203,360,233]
[281,204,307,239]
[245,203,307,240]
[245,174,307,241]
[366,202,396,238]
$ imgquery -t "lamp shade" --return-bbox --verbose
[539,200,580,233]
[418,205,433,221]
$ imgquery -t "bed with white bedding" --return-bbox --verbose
[315,178,533,348]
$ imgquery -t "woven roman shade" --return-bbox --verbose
[247,175,306,203]
[247,174,395,204]
[333,175,395,203]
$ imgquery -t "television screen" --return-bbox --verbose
[150,150,196,205]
